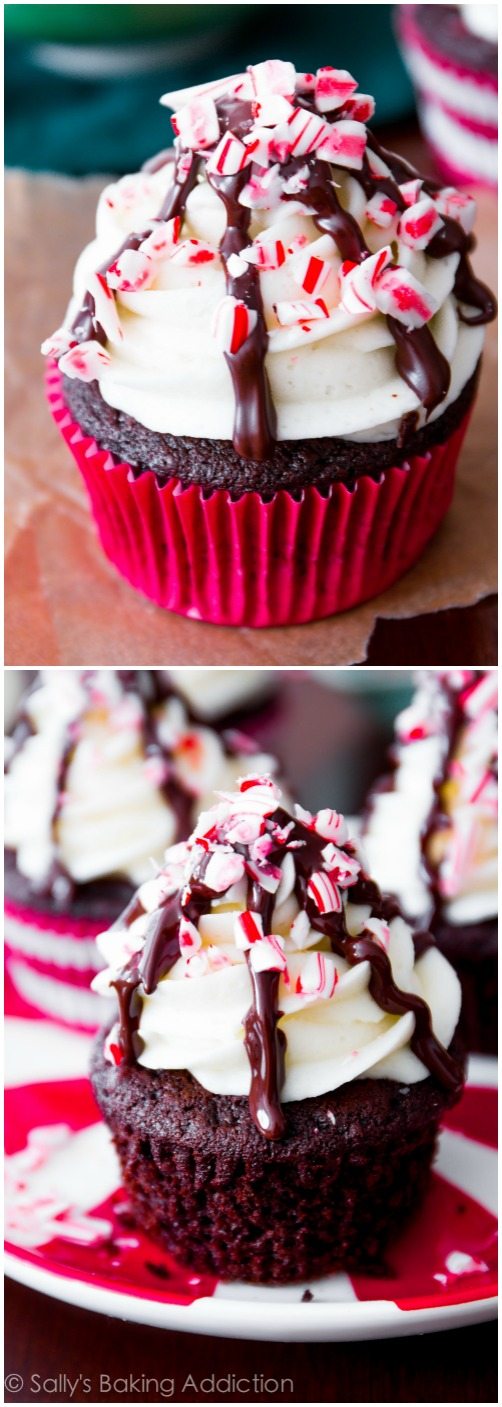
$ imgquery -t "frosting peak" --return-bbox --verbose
[362,669,498,927]
[4,671,279,903]
[42,57,495,463]
[95,775,462,1140]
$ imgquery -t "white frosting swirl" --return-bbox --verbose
[5,672,278,888]
[362,670,498,926]
[67,160,483,443]
[94,780,461,1101]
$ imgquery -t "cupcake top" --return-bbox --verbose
[42,57,494,462]
[4,671,278,906]
[362,670,498,928]
[94,774,462,1140]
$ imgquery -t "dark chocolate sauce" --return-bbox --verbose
[208,166,276,458]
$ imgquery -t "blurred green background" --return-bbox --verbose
[5,2,414,174]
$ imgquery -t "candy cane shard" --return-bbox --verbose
[206,132,251,176]
[435,187,477,234]
[86,272,123,344]
[295,952,338,1000]
[171,96,220,150]
[212,297,258,354]
[375,268,438,329]
[107,249,156,293]
[58,341,112,381]
[398,196,444,251]
[315,66,358,113]
[274,297,330,326]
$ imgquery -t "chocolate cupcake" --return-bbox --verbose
[397,5,498,189]
[42,59,495,625]
[91,774,463,1284]
[362,670,497,1054]
[4,670,279,1029]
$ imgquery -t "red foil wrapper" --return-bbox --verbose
[47,364,472,627]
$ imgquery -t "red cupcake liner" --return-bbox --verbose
[46,364,472,627]
[4,897,111,1031]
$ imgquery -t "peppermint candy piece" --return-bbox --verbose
[282,164,310,195]
[204,849,246,892]
[365,192,398,229]
[58,341,112,382]
[212,296,258,354]
[139,217,181,261]
[248,59,296,101]
[226,813,264,845]
[338,246,392,315]
[255,94,294,127]
[248,935,288,973]
[184,952,210,978]
[226,252,248,279]
[238,164,282,210]
[171,238,218,266]
[435,187,476,235]
[365,917,390,950]
[107,249,155,293]
[234,910,264,950]
[307,870,342,915]
[179,917,202,956]
[462,672,498,719]
[290,236,334,295]
[342,93,375,122]
[289,909,314,950]
[366,148,393,181]
[271,105,328,159]
[399,178,423,208]
[316,119,367,170]
[398,195,444,251]
[241,237,286,271]
[245,858,283,893]
[375,267,438,329]
[171,95,220,150]
[87,272,123,345]
[323,844,360,888]
[295,952,338,1001]
[41,326,77,358]
[104,1023,124,1066]
[315,65,358,113]
[207,131,251,176]
[274,297,330,326]
[295,71,317,93]
[314,808,348,843]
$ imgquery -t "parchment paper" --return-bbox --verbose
[5,168,497,666]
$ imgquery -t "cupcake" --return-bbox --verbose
[4,670,279,1029]
[397,5,498,189]
[42,59,495,626]
[91,773,463,1284]
[361,670,497,1054]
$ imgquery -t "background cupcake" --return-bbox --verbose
[42,57,495,626]
[396,4,498,189]
[361,669,497,1053]
[91,773,463,1284]
[4,670,279,1028]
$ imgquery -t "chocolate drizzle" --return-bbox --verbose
[110,798,463,1141]
[62,75,495,463]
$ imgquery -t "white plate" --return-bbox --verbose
[5,1021,497,1342]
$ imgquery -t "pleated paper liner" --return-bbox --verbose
[46,364,471,627]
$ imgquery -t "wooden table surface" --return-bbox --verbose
[5,125,497,666]
[4,1278,497,1404]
